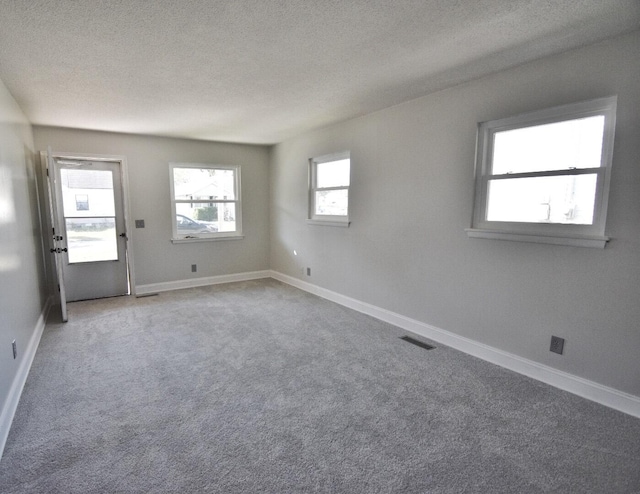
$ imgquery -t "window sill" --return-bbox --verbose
[465,228,609,248]
[171,235,244,244]
[306,219,350,228]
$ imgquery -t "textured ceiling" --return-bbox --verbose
[0,0,639,144]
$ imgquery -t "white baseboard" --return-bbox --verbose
[0,297,52,460]
[136,270,272,295]
[270,271,640,419]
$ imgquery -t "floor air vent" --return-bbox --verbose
[400,336,435,350]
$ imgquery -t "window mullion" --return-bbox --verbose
[488,168,603,181]
[314,185,349,192]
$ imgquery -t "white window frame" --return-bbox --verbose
[307,151,351,227]
[466,96,617,248]
[169,162,243,243]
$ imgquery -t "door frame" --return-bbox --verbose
[40,151,137,303]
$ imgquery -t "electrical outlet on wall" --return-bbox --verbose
[306,267,311,276]
[550,336,565,355]
[191,264,197,273]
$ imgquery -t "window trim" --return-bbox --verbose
[307,151,351,227]
[467,96,617,248]
[169,162,243,242]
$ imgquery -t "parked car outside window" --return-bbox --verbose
[176,214,218,234]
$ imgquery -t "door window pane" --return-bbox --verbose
[75,194,89,211]
[60,169,115,217]
[66,217,118,263]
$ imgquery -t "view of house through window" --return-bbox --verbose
[60,168,118,263]
[170,164,241,239]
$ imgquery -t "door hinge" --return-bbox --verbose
[57,284,60,292]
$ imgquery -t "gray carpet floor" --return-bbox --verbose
[1,279,639,493]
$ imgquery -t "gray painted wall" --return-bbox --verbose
[269,31,640,397]
[32,128,271,287]
[0,79,48,414]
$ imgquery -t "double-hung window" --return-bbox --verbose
[308,151,351,226]
[467,96,617,248]
[169,163,242,242]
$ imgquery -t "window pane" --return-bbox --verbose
[66,217,118,263]
[492,116,605,174]
[173,167,236,200]
[217,203,237,232]
[174,201,239,234]
[75,194,89,211]
[487,174,597,224]
[315,189,348,216]
[175,203,219,234]
[60,169,115,217]
[316,159,350,188]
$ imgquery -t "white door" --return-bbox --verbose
[51,158,129,302]
[45,149,68,321]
